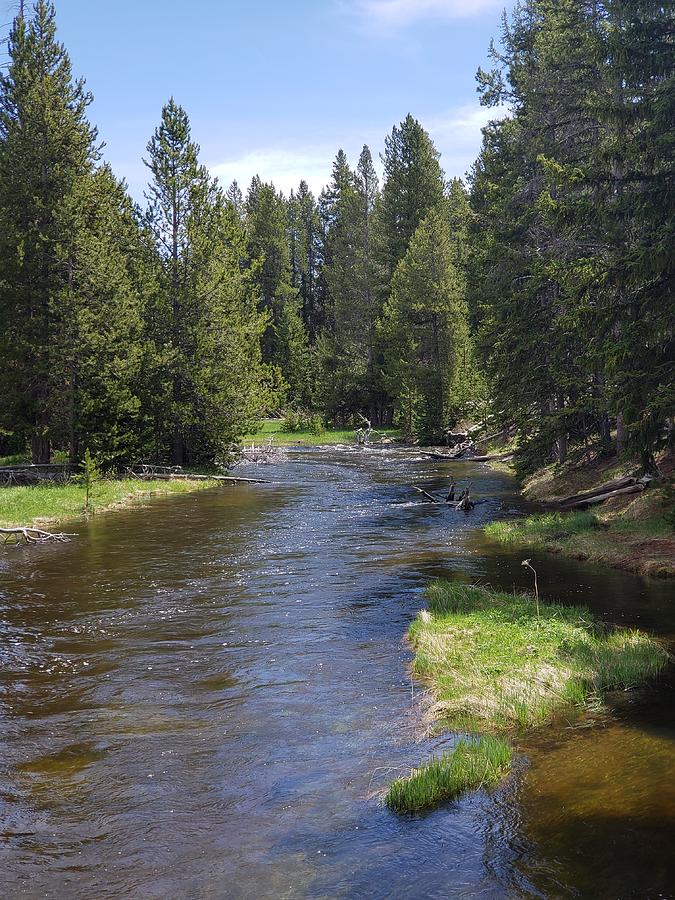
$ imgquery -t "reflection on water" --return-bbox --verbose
[0,447,672,898]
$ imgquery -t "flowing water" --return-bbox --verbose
[0,447,673,899]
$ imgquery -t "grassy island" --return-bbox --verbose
[386,581,668,813]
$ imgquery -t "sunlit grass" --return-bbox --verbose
[410,581,668,731]
[485,511,599,546]
[385,736,512,813]
[0,477,215,527]
[485,502,674,577]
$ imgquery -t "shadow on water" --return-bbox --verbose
[0,446,672,898]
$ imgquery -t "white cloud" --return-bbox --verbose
[429,102,509,179]
[207,102,509,199]
[354,0,502,30]
[210,147,337,197]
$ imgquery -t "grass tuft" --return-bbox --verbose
[409,581,669,732]
[385,736,512,813]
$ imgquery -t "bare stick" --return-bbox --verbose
[1,527,75,544]
[521,558,540,625]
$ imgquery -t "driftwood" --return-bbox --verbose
[411,484,478,508]
[564,483,646,509]
[131,471,272,485]
[558,475,653,510]
[411,486,441,503]
[128,464,271,485]
[1,527,74,544]
[455,484,475,511]
[558,475,638,506]
[0,463,73,486]
[470,452,514,462]
[237,438,282,464]
[421,442,474,460]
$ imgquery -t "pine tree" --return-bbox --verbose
[288,180,322,342]
[380,208,470,442]
[51,166,149,466]
[144,100,267,464]
[0,0,99,462]
[318,146,384,422]
[378,114,446,282]
[245,177,309,405]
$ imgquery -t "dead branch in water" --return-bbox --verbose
[1,527,75,544]
[411,485,441,503]
[128,465,271,484]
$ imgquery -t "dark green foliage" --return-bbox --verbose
[380,208,471,442]
[378,114,446,281]
[0,0,100,463]
[470,0,674,473]
[144,101,269,464]
[318,146,386,422]
[245,177,310,405]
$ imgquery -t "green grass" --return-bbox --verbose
[0,453,31,467]
[385,736,512,813]
[242,419,400,446]
[485,503,674,577]
[0,477,216,528]
[485,510,600,547]
[385,580,667,813]
[409,581,668,732]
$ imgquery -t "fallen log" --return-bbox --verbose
[562,483,646,509]
[558,475,637,506]
[470,452,514,462]
[131,471,272,485]
[1,527,75,544]
[421,442,474,460]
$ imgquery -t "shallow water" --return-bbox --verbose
[0,447,673,898]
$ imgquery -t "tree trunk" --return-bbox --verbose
[172,430,185,467]
[616,412,625,456]
[31,429,51,465]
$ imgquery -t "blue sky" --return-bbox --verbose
[3,0,512,199]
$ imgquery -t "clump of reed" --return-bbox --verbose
[385,736,512,813]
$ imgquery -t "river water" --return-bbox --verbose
[0,447,673,898]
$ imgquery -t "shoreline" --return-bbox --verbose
[0,477,218,531]
[484,452,674,578]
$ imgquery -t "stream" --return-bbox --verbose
[0,447,673,898]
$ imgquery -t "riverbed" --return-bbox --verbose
[1,447,673,898]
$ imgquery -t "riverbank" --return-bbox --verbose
[386,580,669,811]
[486,451,675,578]
[0,477,217,529]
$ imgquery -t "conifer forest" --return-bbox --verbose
[1,1,671,473]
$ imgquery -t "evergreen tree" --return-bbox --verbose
[0,0,99,462]
[52,166,149,465]
[380,208,470,443]
[470,0,674,472]
[318,146,384,421]
[245,177,310,404]
[288,180,322,342]
[378,114,446,282]
[144,99,266,464]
